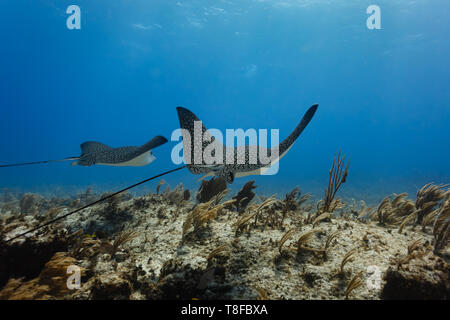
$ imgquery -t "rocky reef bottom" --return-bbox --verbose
[0,181,448,300]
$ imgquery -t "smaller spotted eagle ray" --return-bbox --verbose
[72,135,168,167]
[0,136,168,168]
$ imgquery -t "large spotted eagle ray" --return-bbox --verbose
[176,104,318,183]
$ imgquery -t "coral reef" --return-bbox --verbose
[0,252,81,299]
[365,183,450,244]
[0,178,448,300]
[0,228,75,289]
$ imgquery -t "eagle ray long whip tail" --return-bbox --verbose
[0,157,78,168]
[4,165,187,242]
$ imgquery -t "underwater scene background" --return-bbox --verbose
[0,0,449,302]
[0,0,449,204]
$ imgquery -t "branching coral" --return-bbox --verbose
[232,181,257,212]
[281,187,311,211]
[432,197,449,255]
[376,193,415,226]
[295,229,321,253]
[111,230,139,254]
[319,151,349,215]
[70,233,102,259]
[164,183,186,206]
[0,252,82,299]
[196,177,227,203]
[235,212,256,236]
[421,208,440,231]
[279,228,339,257]
[312,212,331,228]
[376,196,401,226]
[183,200,214,236]
[340,248,357,274]
[183,196,235,238]
[407,239,423,256]
[357,206,372,222]
[281,187,309,225]
[156,179,166,195]
[323,231,340,257]
[392,239,428,271]
[214,189,229,205]
[298,193,312,208]
[415,183,449,225]
[278,228,296,254]
[72,229,139,259]
[252,195,278,227]
[394,183,449,232]
[284,187,300,212]
[345,271,364,299]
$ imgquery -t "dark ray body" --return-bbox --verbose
[176,104,318,183]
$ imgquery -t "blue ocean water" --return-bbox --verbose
[0,1,449,204]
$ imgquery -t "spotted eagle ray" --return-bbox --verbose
[72,135,168,167]
[176,104,318,184]
[0,136,168,168]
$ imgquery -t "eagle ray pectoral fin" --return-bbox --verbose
[142,135,168,151]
